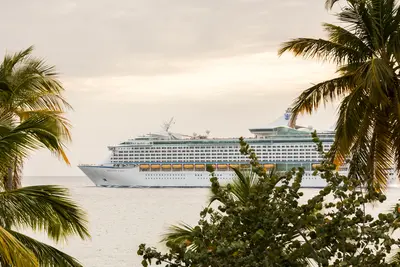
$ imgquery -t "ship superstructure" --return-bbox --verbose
[78,109,396,187]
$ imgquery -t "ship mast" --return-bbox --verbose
[163,117,175,133]
[162,117,177,139]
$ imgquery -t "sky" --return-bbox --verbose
[0,0,342,176]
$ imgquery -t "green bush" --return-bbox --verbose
[138,133,400,266]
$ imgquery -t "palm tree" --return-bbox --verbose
[0,46,71,189]
[0,114,90,266]
[278,0,400,190]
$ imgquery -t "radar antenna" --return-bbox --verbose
[163,117,175,133]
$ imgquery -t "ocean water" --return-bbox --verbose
[22,176,400,267]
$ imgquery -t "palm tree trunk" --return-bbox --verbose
[4,157,22,191]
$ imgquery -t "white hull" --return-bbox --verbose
[78,165,398,188]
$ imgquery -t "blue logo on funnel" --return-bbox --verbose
[284,113,290,120]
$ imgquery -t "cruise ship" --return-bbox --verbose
[78,109,397,188]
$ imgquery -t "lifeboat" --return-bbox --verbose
[184,164,194,169]
[151,164,160,169]
[172,164,182,169]
[240,164,250,169]
[162,164,171,169]
[229,164,239,169]
[195,164,205,169]
[140,164,149,169]
[218,164,228,169]
[263,164,275,169]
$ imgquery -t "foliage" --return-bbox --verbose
[160,167,264,254]
[0,50,90,266]
[0,46,71,189]
[0,185,90,267]
[161,162,282,253]
[279,0,400,190]
[138,133,400,266]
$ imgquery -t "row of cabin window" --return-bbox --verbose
[111,154,323,160]
[115,151,322,156]
[111,156,321,162]
[115,144,331,151]
[111,155,321,161]
[116,147,323,153]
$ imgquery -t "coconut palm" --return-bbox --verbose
[0,113,90,266]
[0,46,71,189]
[278,0,400,190]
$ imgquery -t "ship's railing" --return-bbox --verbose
[78,164,113,167]
[107,133,335,148]
[79,164,137,169]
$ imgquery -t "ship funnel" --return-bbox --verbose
[284,108,297,127]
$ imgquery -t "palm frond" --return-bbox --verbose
[209,167,261,204]
[365,109,393,190]
[11,57,71,111]
[0,114,42,171]
[389,95,400,185]
[18,93,72,113]
[230,167,259,204]
[289,75,354,127]
[11,111,71,165]
[162,223,196,244]
[0,226,38,267]
[278,38,365,64]
[331,86,371,167]
[337,4,376,51]
[0,185,90,242]
[356,59,395,106]
[323,23,373,57]
[368,0,398,48]
[325,0,361,10]
[325,0,340,10]
[8,230,83,267]
[17,110,71,141]
[161,222,200,252]
[337,102,393,190]
[0,46,34,78]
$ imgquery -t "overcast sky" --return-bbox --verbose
[1,0,341,176]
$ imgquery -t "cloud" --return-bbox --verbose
[0,0,334,77]
[64,52,336,104]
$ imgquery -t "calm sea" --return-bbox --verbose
[22,176,400,267]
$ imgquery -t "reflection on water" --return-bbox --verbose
[22,176,400,267]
